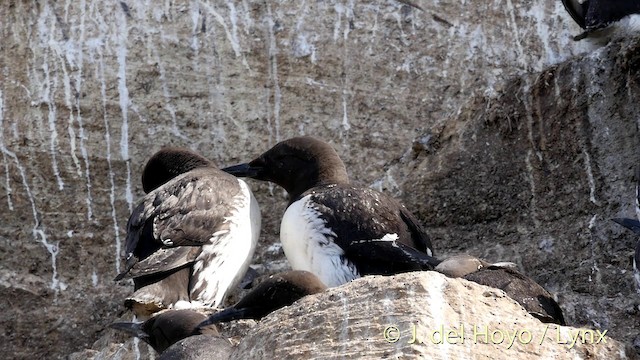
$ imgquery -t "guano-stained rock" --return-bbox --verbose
[233,272,636,360]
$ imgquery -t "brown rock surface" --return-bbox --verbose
[1,0,639,358]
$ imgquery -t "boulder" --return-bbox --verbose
[233,272,636,359]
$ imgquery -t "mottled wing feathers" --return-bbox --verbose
[305,184,432,255]
[126,246,200,279]
[117,169,241,280]
[145,170,239,247]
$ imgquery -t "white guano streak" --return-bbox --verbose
[116,5,133,213]
[198,1,250,69]
[0,87,62,292]
[0,79,13,211]
[266,3,282,142]
[38,3,65,191]
[95,35,122,274]
[76,0,94,220]
[504,0,526,70]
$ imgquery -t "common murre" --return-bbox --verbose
[110,309,218,354]
[114,147,261,317]
[435,254,566,325]
[562,0,640,41]
[222,136,439,287]
[198,270,327,326]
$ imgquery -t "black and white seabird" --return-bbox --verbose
[114,147,261,317]
[435,255,566,325]
[198,270,327,326]
[110,309,218,354]
[562,0,640,41]
[222,136,439,287]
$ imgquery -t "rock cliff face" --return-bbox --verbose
[1,0,638,359]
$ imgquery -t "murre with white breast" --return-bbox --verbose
[222,136,439,287]
[114,147,261,317]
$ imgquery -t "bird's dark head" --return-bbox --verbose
[145,309,216,353]
[142,147,213,193]
[223,136,349,199]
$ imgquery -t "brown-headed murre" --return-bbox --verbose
[435,255,566,325]
[197,270,327,326]
[222,136,439,287]
[110,309,219,354]
[611,168,640,290]
[562,0,640,41]
[114,147,261,317]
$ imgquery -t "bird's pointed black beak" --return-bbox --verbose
[612,218,640,235]
[222,163,261,178]
[109,322,147,339]
[197,308,250,329]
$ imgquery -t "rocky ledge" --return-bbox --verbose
[71,271,637,359]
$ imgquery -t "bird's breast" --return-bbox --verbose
[280,195,358,287]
